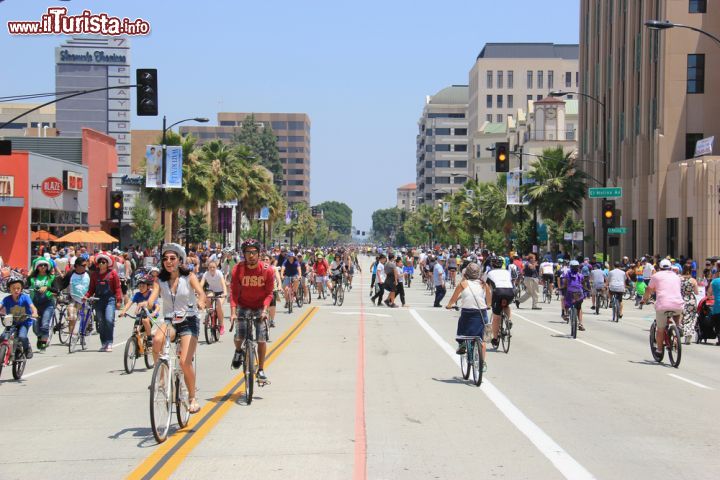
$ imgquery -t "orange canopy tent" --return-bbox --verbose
[30,230,58,242]
[88,231,118,244]
[54,230,95,243]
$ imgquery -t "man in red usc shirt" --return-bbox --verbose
[230,239,275,383]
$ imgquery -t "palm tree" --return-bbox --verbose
[234,163,275,246]
[523,146,589,224]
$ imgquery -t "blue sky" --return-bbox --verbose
[0,0,580,233]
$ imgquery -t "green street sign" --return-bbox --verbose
[589,187,622,198]
[608,227,627,234]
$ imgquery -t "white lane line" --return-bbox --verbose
[667,374,713,390]
[23,365,60,378]
[514,313,615,355]
[409,309,596,480]
[112,341,126,348]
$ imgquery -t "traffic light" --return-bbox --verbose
[602,200,616,228]
[110,191,124,220]
[136,68,158,116]
[495,142,509,173]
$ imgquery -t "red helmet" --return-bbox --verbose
[240,238,261,252]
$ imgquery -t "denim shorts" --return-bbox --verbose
[170,316,199,337]
[282,275,299,288]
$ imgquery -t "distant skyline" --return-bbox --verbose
[0,0,580,233]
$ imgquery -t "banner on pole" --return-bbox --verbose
[506,170,533,205]
[164,146,183,189]
[145,145,162,187]
[259,207,270,221]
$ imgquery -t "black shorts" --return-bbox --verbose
[491,289,515,315]
[542,274,554,283]
[609,291,624,302]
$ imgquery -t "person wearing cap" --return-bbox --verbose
[27,257,58,351]
[0,277,39,358]
[119,275,160,344]
[85,251,123,352]
[642,259,685,355]
[58,256,91,340]
[280,251,301,308]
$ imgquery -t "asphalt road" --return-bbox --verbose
[1,257,718,480]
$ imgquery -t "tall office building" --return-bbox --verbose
[581,0,720,261]
[55,36,132,173]
[181,112,311,205]
[416,85,469,206]
[467,43,579,180]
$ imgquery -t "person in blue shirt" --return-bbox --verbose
[709,271,720,345]
[280,252,301,307]
[118,275,160,344]
[0,278,39,358]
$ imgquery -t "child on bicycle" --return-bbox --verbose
[118,275,160,343]
[0,278,39,358]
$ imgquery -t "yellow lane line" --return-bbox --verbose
[126,306,319,480]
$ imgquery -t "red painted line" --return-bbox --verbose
[353,266,367,480]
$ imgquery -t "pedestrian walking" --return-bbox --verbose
[518,254,542,309]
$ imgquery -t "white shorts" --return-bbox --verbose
[314,275,328,283]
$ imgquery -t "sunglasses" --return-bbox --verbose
[97,259,108,264]
[245,250,259,256]
[163,256,178,262]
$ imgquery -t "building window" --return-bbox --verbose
[687,54,705,93]
[435,160,451,168]
[575,72,579,87]
[435,144,451,152]
[219,121,236,126]
[425,176,433,184]
[288,121,305,129]
[454,128,467,136]
[527,94,533,104]
[685,133,704,158]
[435,177,451,184]
[425,161,432,168]
[497,95,503,108]
[454,144,467,152]
[454,160,467,168]
[666,218,678,257]
[454,176,467,184]
[631,220,637,260]
[435,128,451,135]
[565,71,572,87]
[486,70,493,88]
[288,136,305,142]
[648,219,654,254]
[496,114,503,122]
[271,121,287,130]
[537,70,544,89]
[508,70,514,88]
[288,169,304,175]
[527,70,533,89]
[508,95,514,109]
[425,145,433,152]
[690,0,707,13]
[426,128,433,136]
[537,95,543,101]
[487,95,492,108]
[288,191,305,197]
[687,217,693,258]
[486,114,493,122]
[548,71,554,89]
[497,71,503,89]
[286,179,304,186]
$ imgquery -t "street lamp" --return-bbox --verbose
[159,116,209,246]
[550,90,608,263]
[645,20,720,46]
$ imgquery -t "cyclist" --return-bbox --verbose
[483,256,515,348]
[447,251,458,287]
[27,257,57,351]
[329,253,346,300]
[298,253,311,303]
[313,252,330,299]
[118,275,160,344]
[641,259,684,356]
[84,252,123,352]
[344,250,355,290]
[147,243,206,414]
[0,277,38,358]
[607,261,627,319]
[445,263,491,359]
[200,260,228,335]
[59,257,90,340]
[229,239,275,384]
[539,257,555,298]
[561,260,589,330]
[589,263,607,314]
[280,251,301,308]
[403,255,414,288]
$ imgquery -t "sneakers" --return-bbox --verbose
[578,324,586,331]
[219,325,225,335]
[515,300,520,308]
[24,346,33,359]
[257,370,268,383]
[269,320,276,328]
[491,338,499,348]
[456,344,466,355]
[231,349,243,369]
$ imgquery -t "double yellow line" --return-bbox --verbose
[127,306,319,480]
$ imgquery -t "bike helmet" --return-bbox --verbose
[6,277,24,289]
[240,238,261,253]
[161,243,186,264]
[490,256,503,268]
[137,275,154,286]
[569,260,580,272]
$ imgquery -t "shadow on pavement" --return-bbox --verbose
[431,376,476,387]
[627,359,674,368]
[108,426,156,448]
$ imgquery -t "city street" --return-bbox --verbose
[1,257,719,480]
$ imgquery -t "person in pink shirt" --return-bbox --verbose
[642,259,684,356]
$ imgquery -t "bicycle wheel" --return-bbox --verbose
[667,324,682,368]
[175,373,190,428]
[296,289,304,308]
[244,346,255,405]
[0,344,7,378]
[144,339,154,369]
[204,313,214,345]
[124,336,138,374]
[501,314,511,353]
[57,309,69,345]
[150,359,172,443]
[12,344,26,380]
[47,313,57,346]
[337,285,344,306]
[460,341,470,380]
[288,292,293,314]
[623,287,633,300]
[649,321,664,362]
[471,339,483,386]
[212,322,220,343]
[571,307,578,339]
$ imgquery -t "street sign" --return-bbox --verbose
[608,227,627,234]
[589,187,622,198]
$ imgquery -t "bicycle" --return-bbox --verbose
[50,293,71,346]
[285,278,300,314]
[68,297,98,353]
[122,308,155,374]
[303,275,312,305]
[649,311,681,368]
[568,291,584,339]
[610,292,621,323]
[0,313,34,380]
[332,275,345,306]
[203,293,223,345]
[542,282,552,304]
[234,311,270,405]
[457,335,483,386]
[149,315,196,443]
[498,305,512,353]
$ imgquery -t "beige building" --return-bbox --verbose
[416,85,470,206]
[397,183,417,212]
[0,103,57,138]
[468,43,579,181]
[181,112,311,205]
[580,0,720,261]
